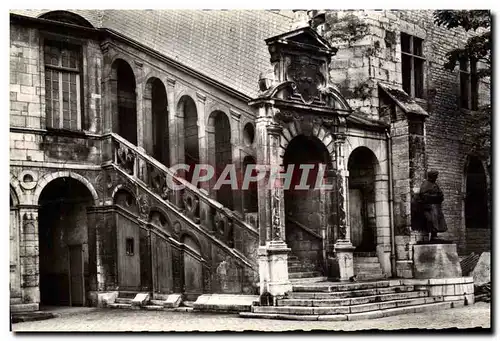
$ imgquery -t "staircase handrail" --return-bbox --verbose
[285,214,323,240]
[105,132,258,236]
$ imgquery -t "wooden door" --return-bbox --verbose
[153,235,173,294]
[349,188,364,248]
[117,214,141,290]
[68,244,85,306]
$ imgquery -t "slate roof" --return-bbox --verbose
[11,9,294,98]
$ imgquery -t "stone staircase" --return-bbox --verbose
[241,279,467,321]
[288,255,326,284]
[354,254,386,281]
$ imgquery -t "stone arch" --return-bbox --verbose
[112,186,138,214]
[37,176,96,306]
[10,173,24,205]
[175,92,198,118]
[279,120,336,168]
[347,147,381,252]
[10,185,19,207]
[38,10,95,28]
[110,57,138,145]
[282,133,334,274]
[33,171,99,206]
[144,76,170,165]
[177,94,199,182]
[148,207,173,234]
[207,110,233,209]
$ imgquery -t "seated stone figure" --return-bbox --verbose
[412,170,448,241]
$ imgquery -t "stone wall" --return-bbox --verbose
[328,10,491,256]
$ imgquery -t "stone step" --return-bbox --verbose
[10,297,22,305]
[354,252,377,257]
[143,305,165,311]
[108,303,135,309]
[278,290,428,307]
[10,303,38,313]
[289,285,415,299]
[115,297,133,304]
[356,270,386,281]
[255,296,445,315]
[354,262,383,270]
[289,276,327,284]
[289,271,322,279]
[241,300,464,321]
[288,263,314,273]
[354,257,380,263]
[292,279,395,292]
[118,291,140,299]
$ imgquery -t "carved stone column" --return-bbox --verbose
[19,206,40,308]
[166,78,178,167]
[256,113,291,298]
[332,134,355,281]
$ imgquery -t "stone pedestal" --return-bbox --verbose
[334,240,355,281]
[413,243,462,279]
[258,242,292,297]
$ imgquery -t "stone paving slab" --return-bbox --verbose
[12,302,490,331]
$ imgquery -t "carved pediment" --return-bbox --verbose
[265,26,334,53]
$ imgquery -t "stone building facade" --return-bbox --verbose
[9,10,490,311]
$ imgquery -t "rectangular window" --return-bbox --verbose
[44,41,82,130]
[401,33,425,98]
[460,58,479,110]
[126,238,134,256]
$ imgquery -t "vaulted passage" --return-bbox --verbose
[38,177,93,306]
[348,147,378,253]
[465,156,490,253]
[113,59,137,145]
[283,135,331,272]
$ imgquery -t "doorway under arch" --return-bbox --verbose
[283,135,332,272]
[465,156,490,253]
[38,177,94,306]
[347,147,379,253]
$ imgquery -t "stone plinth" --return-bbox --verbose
[413,243,461,279]
[334,240,355,281]
[258,242,292,297]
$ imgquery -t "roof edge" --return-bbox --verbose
[10,13,253,104]
[378,82,429,117]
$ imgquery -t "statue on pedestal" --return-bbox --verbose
[412,170,448,241]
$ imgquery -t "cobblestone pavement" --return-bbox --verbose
[12,302,490,332]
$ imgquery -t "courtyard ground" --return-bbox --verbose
[11,302,491,332]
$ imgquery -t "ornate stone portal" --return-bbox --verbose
[250,26,355,297]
